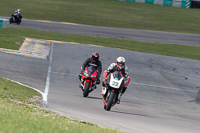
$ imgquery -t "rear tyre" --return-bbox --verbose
[9,18,13,24]
[105,90,116,111]
[83,81,90,97]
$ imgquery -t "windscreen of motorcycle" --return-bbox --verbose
[87,66,97,77]
[109,72,124,89]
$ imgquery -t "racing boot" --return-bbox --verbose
[117,93,122,104]
[78,74,82,81]
[79,83,83,91]
[117,99,120,104]
[78,70,83,81]
[101,81,106,96]
[102,89,107,101]
[89,85,96,93]
[96,76,100,85]
[79,83,82,88]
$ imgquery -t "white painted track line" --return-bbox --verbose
[43,42,54,104]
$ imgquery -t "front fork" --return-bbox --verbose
[83,79,91,89]
[81,79,96,92]
[103,88,122,105]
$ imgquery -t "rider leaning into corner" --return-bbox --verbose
[101,56,130,104]
[79,52,102,89]
[13,9,22,19]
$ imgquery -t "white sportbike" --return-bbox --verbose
[102,70,125,111]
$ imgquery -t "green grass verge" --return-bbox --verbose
[0,32,23,50]
[0,77,122,133]
[0,0,200,34]
[1,27,200,60]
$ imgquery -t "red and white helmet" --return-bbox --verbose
[91,52,100,62]
[116,56,125,69]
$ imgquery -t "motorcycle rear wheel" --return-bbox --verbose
[83,81,90,97]
[9,18,13,24]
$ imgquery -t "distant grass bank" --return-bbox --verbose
[0,77,122,133]
[0,32,23,50]
[0,27,200,60]
[0,0,200,34]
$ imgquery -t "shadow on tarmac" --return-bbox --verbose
[87,96,102,100]
[111,110,158,118]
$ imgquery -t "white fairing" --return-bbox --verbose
[102,87,107,95]
[109,74,124,88]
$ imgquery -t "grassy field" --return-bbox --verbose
[0,0,200,34]
[0,77,122,133]
[0,32,23,50]
[1,27,200,60]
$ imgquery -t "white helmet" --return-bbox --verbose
[17,9,21,12]
[116,56,125,69]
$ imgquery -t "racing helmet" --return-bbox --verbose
[116,56,125,69]
[91,52,100,62]
[17,9,21,12]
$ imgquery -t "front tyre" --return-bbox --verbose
[17,20,21,25]
[105,90,116,111]
[83,81,90,97]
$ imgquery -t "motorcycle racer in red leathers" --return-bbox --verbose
[101,56,130,104]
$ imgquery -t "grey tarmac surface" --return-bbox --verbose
[1,41,200,133]
[0,16,199,46]
[0,52,48,91]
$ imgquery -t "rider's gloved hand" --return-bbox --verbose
[96,76,100,84]
[79,70,83,80]
[124,77,130,87]
[103,71,108,82]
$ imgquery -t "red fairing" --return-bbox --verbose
[103,71,108,82]
[104,100,107,106]
[84,79,91,88]
[81,67,98,88]
[124,77,130,87]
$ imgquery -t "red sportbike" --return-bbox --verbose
[80,66,98,97]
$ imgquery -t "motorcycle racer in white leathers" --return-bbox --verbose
[13,9,22,19]
[101,56,130,104]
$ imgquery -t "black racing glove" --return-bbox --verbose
[96,76,100,84]
[79,70,83,80]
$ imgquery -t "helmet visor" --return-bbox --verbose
[93,56,99,62]
[118,62,124,66]
[117,62,125,69]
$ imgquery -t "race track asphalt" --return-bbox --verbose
[0,18,200,133]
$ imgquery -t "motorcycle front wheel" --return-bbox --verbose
[105,90,116,111]
[83,81,90,97]
[17,20,21,25]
